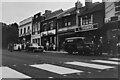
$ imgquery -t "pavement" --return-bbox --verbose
[44,50,120,57]
[21,49,120,57]
[44,50,68,54]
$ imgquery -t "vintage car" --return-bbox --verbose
[13,43,22,51]
[8,43,22,51]
[63,37,100,55]
[27,43,44,52]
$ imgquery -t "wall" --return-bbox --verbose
[105,2,115,19]
[93,10,105,28]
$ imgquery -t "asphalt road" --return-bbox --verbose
[1,49,120,79]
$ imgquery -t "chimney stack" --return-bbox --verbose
[85,0,92,7]
[45,10,52,14]
[75,0,82,9]
[43,10,52,18]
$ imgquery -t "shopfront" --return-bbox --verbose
[57,23,103,50]
[103,21,120,55]
[41,29,57,50]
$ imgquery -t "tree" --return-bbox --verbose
[2,22,19,49]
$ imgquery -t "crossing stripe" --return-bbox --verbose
[30,64,83,75]
[0,67,2,80]
[65,61,114,70]
[109,58,120,61]
[91,60,119,65]
[1,67,31,78]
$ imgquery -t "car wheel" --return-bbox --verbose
[41,50,43,52]
[33,50,36,53]
[78,51,83,55]
[68,51,73,54]
[85,49,92,56]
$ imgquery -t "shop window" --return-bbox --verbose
[82,15,92,25]
[68,22,71,26]
[65,22,67,26]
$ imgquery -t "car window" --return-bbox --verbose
[84,38,93,44]
[32,43,38,46]
[66,39,74,43]
[66,39,83,43]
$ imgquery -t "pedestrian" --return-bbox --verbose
[26,42,29,51]
[52,43,56,51]
[9,43,14,52]
[46,41,49,51]
[97,37,103,55]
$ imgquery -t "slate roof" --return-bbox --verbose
[57,2,104,19]
[78,2,104,16]
[57,7,76,19]
[44,9,63,20]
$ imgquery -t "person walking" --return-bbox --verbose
[52,43,56,51]
[9,43,14,52]
[46,41,49,51]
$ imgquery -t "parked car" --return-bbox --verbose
[8,43,14,52]
[27,43,44,52]
[63,37,100,55]
[8,43,22,51]
[13,43,22,51]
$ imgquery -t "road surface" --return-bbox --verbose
[1,49,119,79]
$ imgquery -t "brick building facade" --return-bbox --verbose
[57,0,105,50]
[40,9,63,50]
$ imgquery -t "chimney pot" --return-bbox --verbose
[75,0,82,9]
[85,0,92,7]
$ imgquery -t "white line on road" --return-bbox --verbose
[30,64,83,75]
[109,58,120,61]
[1,67,31,78]
[65,61,114,70]
[91,60,119,65]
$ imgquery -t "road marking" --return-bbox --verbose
[13,65,16,66]
[0,67,2,80]
[65,61,114,70]
[30,64,83,75]
[1,67,31,78]
[48,77,53,78]
[91,60,119,65]
[109,58,120,61]
[88,72,91,74]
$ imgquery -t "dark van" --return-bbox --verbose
[63,37,101,55]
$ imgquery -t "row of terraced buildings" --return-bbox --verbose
[18,0,120,55]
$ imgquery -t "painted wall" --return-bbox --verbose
[105,2,115,19]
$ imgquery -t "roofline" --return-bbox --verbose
[65,37,85,40]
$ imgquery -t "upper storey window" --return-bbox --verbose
[81,15,93,25]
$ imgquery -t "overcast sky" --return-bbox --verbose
[1,0,102,25]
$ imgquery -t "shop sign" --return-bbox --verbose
[58,26,78,33]
[47,29,56,35]
[58,28,68,32]
[41,31,48,37]
[81,23,98,31]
